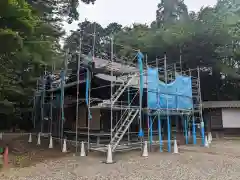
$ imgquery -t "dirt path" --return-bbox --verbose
[2,139,240,180]
[0,134,73,169]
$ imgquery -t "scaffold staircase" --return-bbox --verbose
[111,109,139,152]
[102,73,137,105]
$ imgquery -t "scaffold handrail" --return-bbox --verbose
[111,88,140,134]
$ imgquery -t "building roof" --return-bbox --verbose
[40,55,139,93]
[93,56,138,73]
[95,73,148,88]
[68,54,139,75]
[203,101,240,109]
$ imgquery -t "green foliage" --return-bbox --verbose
[0,29,23,53]
[65,20,123,59]
[27,0,96,23]
[156,0,189,27]
[0,0,64,126]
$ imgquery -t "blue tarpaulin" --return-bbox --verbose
[137,52,144,100]
[85,69,90,105]
[147,68,193,110]
[85,69,92,120]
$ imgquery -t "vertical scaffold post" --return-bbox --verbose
[50,64,54,136]
[137,51,144,147]
[32,93,36,129]
[41,66,47,133]
[167,116,171,152]
[167,98,172,152]
[75,33,82,153]
[189,69,196,145]
[33,80,38,129]
[60,69,65,146]
[184,116,188,144]
[192,117,197,145]
[179,48,182,74]
[86,24,95,152]
[174,115,177,140]
[164,53,171,152]
[158,114,163,152]
[149,116,153,149]
[110,36,114,142]
[127,86,130,144]
[86,68,91,151]
[147,115,150,145]
[146,54,149,145]
[83,52,93,151]
[198,67,205,146]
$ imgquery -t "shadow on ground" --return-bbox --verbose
[0,134,73,169]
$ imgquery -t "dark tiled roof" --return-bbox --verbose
[203,101,240,108]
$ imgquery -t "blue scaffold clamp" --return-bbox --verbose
[137,50,144,60]
[138,128,144,137]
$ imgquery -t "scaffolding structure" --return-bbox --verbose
[32,28,205,154]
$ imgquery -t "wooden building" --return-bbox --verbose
[203,101,240,137]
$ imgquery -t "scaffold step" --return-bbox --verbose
[90,144,141,153]
[111,109,140,152]
[103,74,136,105]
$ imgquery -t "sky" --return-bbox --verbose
[64,0,217,33]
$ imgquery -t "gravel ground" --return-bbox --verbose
[2,140,240,180]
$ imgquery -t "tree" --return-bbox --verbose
[104,23,122,36]
[0,0,64,129]
[64,20,124,62]
[27,0,97,23]
[0,0,37,125]
[156,0,189,27]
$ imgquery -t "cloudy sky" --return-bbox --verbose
[65,0,217,32]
